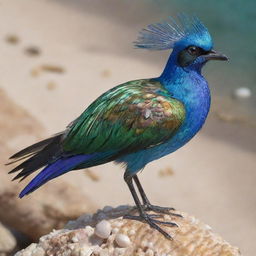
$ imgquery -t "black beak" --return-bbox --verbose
[202,49,228,61]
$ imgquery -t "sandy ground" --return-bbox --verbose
[0,0,255,255]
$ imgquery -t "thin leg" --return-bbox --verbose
[133,175,182,217]
[132,175,150,205]
[123,172,176,240]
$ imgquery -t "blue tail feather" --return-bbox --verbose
[19,154,92,198]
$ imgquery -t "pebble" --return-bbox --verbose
[94,220,111,239]
[25,46,41,56]
[41,64,65,74]
[115,234,131,248]
[233,87,251,99]
[5,34,19,44]
[46,81,57,91]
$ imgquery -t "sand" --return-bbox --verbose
[0,0,255,255]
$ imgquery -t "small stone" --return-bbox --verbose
[30,67,41,77]
[5,34,19,44]
[158,167,174,177]
[46,81,57,91]
[94,220,111,239]
[115,233,131,248]
[41,64,65,74]
[25,46,41,56]
[101,69,111,78]
[233,87,251,99]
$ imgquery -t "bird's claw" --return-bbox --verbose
[124,213,177,239]
[145,204,174,212]
[143,204,183,218]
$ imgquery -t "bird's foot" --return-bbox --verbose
[124,213,177,239]
[144,204,183,218]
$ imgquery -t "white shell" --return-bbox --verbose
[234,87,251,99]
[115,234,131,248]
[94,220,111,239]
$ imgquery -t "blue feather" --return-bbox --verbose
[134,13,211,51]
[19,154,92,198]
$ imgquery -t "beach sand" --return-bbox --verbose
[0,0,255,255]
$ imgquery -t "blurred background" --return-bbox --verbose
[0,0,255,255]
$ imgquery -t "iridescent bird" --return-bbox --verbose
[8,15,228,239]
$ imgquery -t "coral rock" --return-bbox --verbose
[15,206,241,256]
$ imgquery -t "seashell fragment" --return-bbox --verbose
[94,220,112,239]
[115,233,131,248]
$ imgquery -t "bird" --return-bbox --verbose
[7,14,228,239]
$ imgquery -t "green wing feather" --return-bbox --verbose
[63,79,185,156]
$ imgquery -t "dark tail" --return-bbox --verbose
[8,133,64,181]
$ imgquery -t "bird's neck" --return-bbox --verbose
[159,52,207,99]
[160,51,203,79]
[158,52,211,121]
[158,52,211,148]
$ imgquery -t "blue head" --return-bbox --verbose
[135,14,228,74]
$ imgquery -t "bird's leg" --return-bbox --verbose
[123,172,176,240]
[133,175,182,217]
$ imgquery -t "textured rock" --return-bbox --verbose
[0,222,17,255]
[0,183,96,241]
[15,206,242,256]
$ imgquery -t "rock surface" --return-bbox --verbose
[15,206,242,256]
[0,222,17,256]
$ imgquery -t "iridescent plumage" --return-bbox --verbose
[8,14,228,239]
[64,79,185,156]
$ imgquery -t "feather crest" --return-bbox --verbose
[134,14,210,50]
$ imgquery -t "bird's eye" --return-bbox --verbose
[177,46,204,67]
[187,46,200,56]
